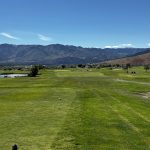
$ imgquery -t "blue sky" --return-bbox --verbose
[0,0,150,48]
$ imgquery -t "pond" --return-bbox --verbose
[0,74,28,78]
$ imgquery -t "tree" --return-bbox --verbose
[144,65,149,72]
[125,63,131,73]
[61,65,66,69]
[38,64,46,70]
[28,65,39,77]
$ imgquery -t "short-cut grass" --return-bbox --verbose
[0,67,150,149]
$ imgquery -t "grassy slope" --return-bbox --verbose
[0,68,150,150]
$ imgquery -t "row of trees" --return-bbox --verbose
[26,64,150,77]
[0,64,149,78]
[57,63,149,70]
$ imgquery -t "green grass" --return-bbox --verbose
[0,67,150,149]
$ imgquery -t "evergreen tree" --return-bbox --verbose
[28,65,39,77]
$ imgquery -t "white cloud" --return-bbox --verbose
[104,45,119,48]
[112,45,119,48]
[104,46,113,48]
[0,32,20,40]
[148,43,150,46]
[38,34,52,41]
[104,44,134,49]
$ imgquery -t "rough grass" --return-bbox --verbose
[0,67,149,149]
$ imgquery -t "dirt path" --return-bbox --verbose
[114,79,150,86]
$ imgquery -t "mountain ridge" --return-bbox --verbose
[0,44,149,65]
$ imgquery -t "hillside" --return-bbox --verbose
[104,50,150,65]
[0,44,148,65]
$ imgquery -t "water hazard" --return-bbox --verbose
[0,74,28,78]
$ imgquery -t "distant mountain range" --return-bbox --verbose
[0,44,149,65]
[103,50,150,65]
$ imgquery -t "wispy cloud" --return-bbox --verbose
[148,43,150,46]
[38,34,52,41]
[104,44,134,49]
[0,32,20,40]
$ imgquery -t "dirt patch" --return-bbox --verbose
[138,92,150,99]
